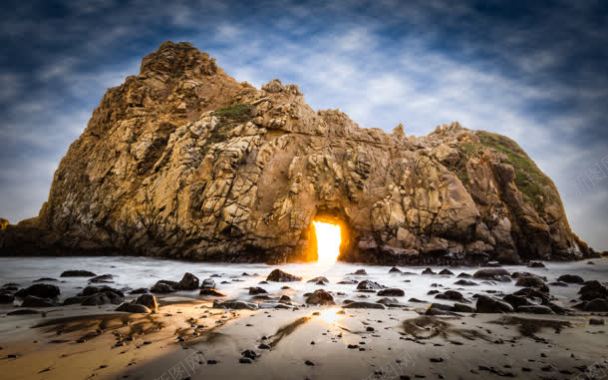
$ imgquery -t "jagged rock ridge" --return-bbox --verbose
[0,42,594,264]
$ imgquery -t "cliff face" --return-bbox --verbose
[1,42,593,263]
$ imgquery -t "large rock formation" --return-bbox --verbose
[0,42,594,264]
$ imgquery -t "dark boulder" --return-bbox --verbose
[266,269,302,282]
[15,283,60,299]
[435,290,467,302]
[306,289,335,305]
[356,280,385,291]
[475,295,514,313]
[517,305,554,314]
[0,293,15,304]
[89,274,114,283]
[473,268,511,282]
[343,301,386,309]
[213,299,258,310]
[133,294,158,312]
[584,298,608,312]
[454,279,478,286]
[178,272,200,290]
[579,281,608,301]
[116,302,151,313]
[557,274,584,284]
[150,280,178,293]
[307,276,329,285]
[21,295,56,307]
[377,288,405,297]
[200,288,225,297]
[60,270,96,277]
[249,287,267,295]
[388,266,402,274]
[515,276,549,293]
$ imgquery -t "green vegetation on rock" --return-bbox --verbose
[213,103,253,122]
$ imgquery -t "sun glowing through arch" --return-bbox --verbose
[313,220,341,266]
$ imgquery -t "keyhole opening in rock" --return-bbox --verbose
[312,220,341,266]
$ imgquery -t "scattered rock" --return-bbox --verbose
[129,288,149,294]
[199,288,225,297]
[452,303,475,313]
[307,276,329,285]
[249,286,268,295]
[116,303,152,313]
[579,281,608,301]
[343,301,386,309]
[435,290,467,302]
[527,261,545,268]
[178,272,200,290]
[134,294,158,312]
[388,266,402,274]
[584,298,608,312]
[15,284,60,299]
[589,318,604,325]
[356,280,385,291]
[33,277,58,283]
[515,276,549,293]
[89,274,114,283]
[557,274,584,284]
[201,278,216,289]
[214,299,258,310]
[266,269,301,282]
[422,268,436,275]
[377,297,404,307]
[454,279,478,286]
[60,270,96,277]
[475,295,514,313]
[306,289,335,305]
[150,280,177,293]
[473,269,511,282]
[517,305,554,314]
[439,269,454,275]
[21,295,56,308]
[351,269,367,275]
[0,294,14,304]
[377,288,405,297]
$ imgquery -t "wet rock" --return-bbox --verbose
[377,288,405,297]
[584,298,608,312]
[351,269,367,275]
[307,276,329,285]
[475,295,514,313]
[426,303,460,316]
[214,299,258,310]
[377,297,404,307]
[249,287,267,295]
[306,289,335,305]
[435,290,467,302]
[454,279,478,286]
[457,273,472,278]
[60,270,96,277]
[241,349,258,360]
[150,281,177,293]
[81,291,123,306]
[557,274,584,284]
[512,287,550,303]
[527,261,545,268]
[439,269,454,275]
[134,294,158,312]
[0,293,14,304]
[33,277,58,283]
[116,303,152,313]
[201,278,216,289]
[515,276,549,293]
[502,294,533,308]
[15,284,60,299]
[549,281,568,287]
[266,269,301,282]
[357,280,385,292]
[389,266,402,274]
[62,296,87,305]
[21,295,56,308]
[279,295,292,303]
[589,318,605,325]
[78,285,124,297]
[452,303,475,313]
[199,288,225,297]
[517,305,554,314]
[343,301,386,309]
[178,272,200,290]
[422,268,436,275]
[337,279,358,285]
[89,274,114,283]
[408,298,427,303]
[579,281,608,301]
[473,268,511,282]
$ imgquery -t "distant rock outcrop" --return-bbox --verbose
[0,42,594,264]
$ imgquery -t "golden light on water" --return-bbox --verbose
[318,307,343,324]
[313,220,341,266]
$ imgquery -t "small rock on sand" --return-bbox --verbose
[306,289,335,305]
[266,269,302,282]
[60,270,96,277]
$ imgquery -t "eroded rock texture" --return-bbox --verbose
[0,42,594,264]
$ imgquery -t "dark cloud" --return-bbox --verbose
[0,0,607,249]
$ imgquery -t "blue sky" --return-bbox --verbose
[1,0,607,250]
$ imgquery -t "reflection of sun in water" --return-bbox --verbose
[313,221,341,267]
[318,308,342,324]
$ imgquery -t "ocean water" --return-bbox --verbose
[0,256,606,307]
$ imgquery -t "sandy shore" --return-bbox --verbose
[1,299,606,380]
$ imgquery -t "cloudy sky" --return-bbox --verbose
[1,0,607,250]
